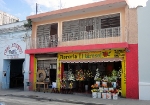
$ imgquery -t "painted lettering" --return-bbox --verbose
[59,54,78,60]
[84,53,101,59]
[4,43,23,57]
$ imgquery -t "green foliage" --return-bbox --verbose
[112,69,117,76]
[111,76,117,82]
[95,78,101,81]
[24,19,32,29]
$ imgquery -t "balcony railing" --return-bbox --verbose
[26,35,58,49]
[26,27,127,49]
[62,27,121,41]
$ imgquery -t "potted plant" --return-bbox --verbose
[111,76,117,88]
[107,76,112,87]
[94,68,101,86]
[91,84,99,98]
[111,69,117,88]
[97,89,102,98]
[102,76,108,87]
[95,77,101,87]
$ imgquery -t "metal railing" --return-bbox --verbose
[62,27,121,41]
[26,35,58,49]
[26,27,127,49]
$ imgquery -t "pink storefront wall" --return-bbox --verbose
[126,44,139,99]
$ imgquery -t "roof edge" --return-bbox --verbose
[27,0,126,20]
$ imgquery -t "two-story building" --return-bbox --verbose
[25,0,138,99]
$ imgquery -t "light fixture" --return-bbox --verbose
[29,71,31,74]
[125,48,130,52]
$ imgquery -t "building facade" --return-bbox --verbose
[0,11,19,25]
[0,21,31,90]
[25,0,138,99]
[137,0,150,100]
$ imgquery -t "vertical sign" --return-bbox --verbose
[33,57,37,90]
[121,60,126,97]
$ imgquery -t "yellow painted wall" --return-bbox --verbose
[33,57,37,90]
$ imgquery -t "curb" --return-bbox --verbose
[0,94,111,105]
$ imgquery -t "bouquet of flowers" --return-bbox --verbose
[94,68,101,81]
[68,69,75,81]
[75,69,85,81]
[84,69,93,80]
[91,84,99,92]
[109,88,119,94]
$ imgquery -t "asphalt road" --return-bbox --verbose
[0,96,84,105]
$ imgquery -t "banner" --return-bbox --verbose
[58,50,125,60]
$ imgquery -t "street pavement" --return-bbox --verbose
[0,96,84,105]
[0,89,150,105]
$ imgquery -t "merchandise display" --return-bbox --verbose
[60,62,121,99]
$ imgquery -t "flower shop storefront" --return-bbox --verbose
[57,49,126,99]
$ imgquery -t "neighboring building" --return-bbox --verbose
[137,0,150,100]
[25,0,138,99]
[0,11,19,25]
[0,21,31,91]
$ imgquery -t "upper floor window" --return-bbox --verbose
[36,23,58,48]
[101,15,120,29]
[62,13,120,42]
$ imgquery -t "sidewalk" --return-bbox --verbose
[0,89,150,105]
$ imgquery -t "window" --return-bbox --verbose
[101,15,120,29]
[62,13,120,41]
[86,25,93,32]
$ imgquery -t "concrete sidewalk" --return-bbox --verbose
[0,89,150,105]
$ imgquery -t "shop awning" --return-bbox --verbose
[60,58,122,63]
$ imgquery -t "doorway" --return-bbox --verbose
[9,59,24,89]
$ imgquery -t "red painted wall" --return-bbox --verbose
[29,54,34,91]
[126,44,139,99]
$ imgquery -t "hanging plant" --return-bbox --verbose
[24,19,32,29]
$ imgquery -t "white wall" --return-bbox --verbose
[0,21,31,90]
[138,0,150,100]
[0,11,19,25]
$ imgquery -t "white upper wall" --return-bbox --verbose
[126,0,148,8]
[138,0,150,100]
[138,0,150,83]
[0,20,31,59]
[0,11,19,25]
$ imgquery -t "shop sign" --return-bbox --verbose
[4,43,23,59]
[58,50,125,60]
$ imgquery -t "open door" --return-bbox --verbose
[2,60,10,89]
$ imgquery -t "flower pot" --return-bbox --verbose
[92,92,97,98]
[111,82,116,88]
[108,88,114,91]
[113,93,118,100]
[103,88,108,93]
[97,92,101,98]
[102,93,106,99]
[102,82,107,87]
[99,87,103,92]
[96,81,100,87]
[106,93,111,99]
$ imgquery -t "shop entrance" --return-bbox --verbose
[61,61,122,95]
[36,60,57,86]
[10,59,24,89]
